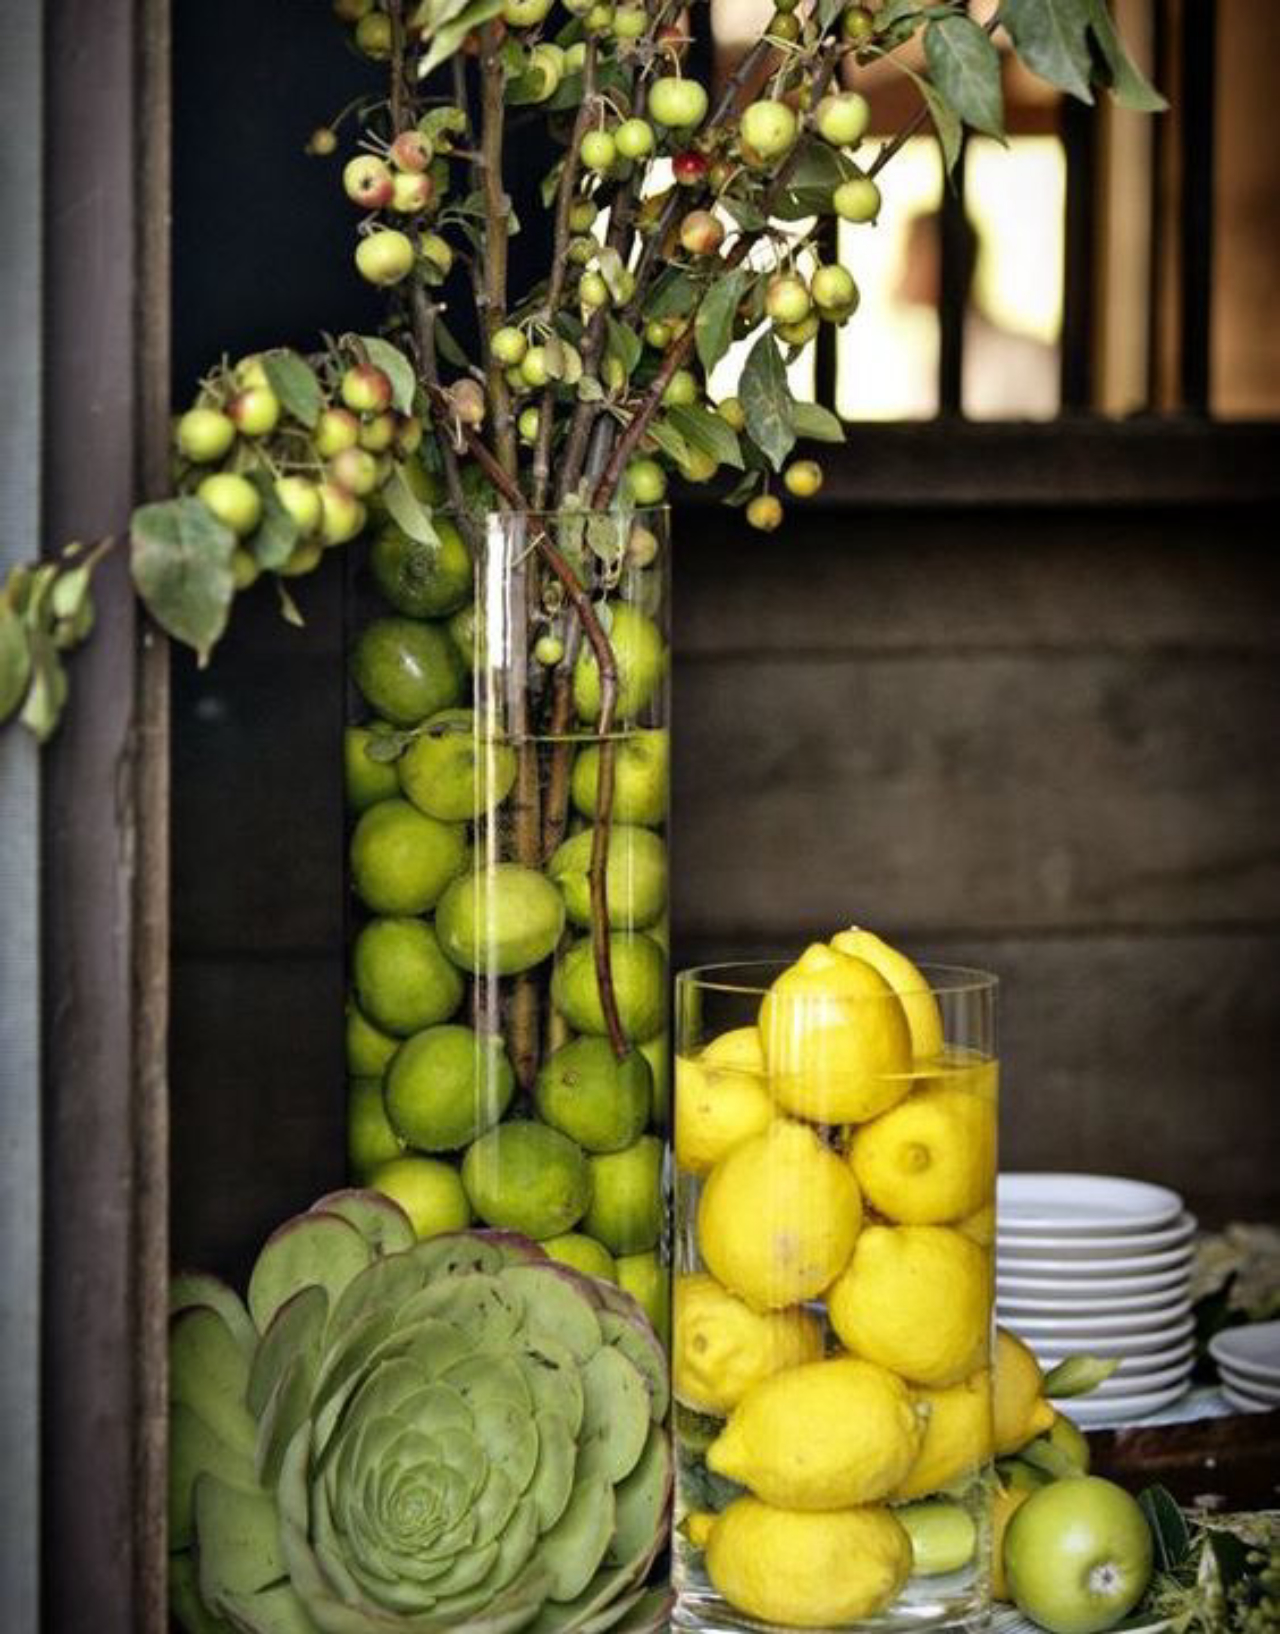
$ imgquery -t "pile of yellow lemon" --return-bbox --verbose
[673,927,1050,1627]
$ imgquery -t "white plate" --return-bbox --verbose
[1219,1368,1280,1406]
[1223,1382,1279,1415]
[998,1213,1196,1258]
[998,1243,1195,1278]
[1087,1355,1195,1395]
[996,1300,1192,1338]
[997,1264,1192,1300]
[1209,1320,1280,1386]
[997,1173,1184,1235]
[1029,1315,1195,1362]
[1104,1338,1197,1378]
[998,1281,1191,1315]
[1064,1381,1193,1425]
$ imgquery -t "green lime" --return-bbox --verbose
[344,723,400,811]
[350,798,467,915]
[461,1122,592,1240]
[615,1250,671,1343]
[385,1024,515,1152]
[639,1032,670,1128]
[582,1135,664,1254]
[370,518,472,618]
[345,997,400,1077]
[353,918,464,1036]
[551,932,667,1043]
[351,616,466,726]
[547,824,668,930]
[397,708,517,822]
[543,1232,617,1282]
[368,1155,472,1240]
[534,1037,653,1153]
[573,603,666,723]
[348,1077,405,1179]
[570,729,668,827]
[435,865,566,976]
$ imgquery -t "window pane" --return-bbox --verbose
[835,138,942,421]
[963,136,1064,421]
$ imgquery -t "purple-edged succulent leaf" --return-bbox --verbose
[247,1210,374,1334]
[307,1188,417,1257]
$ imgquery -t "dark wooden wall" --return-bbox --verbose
[671,500,1280,1225]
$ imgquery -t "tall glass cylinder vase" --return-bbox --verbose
[344,506,671,1342]
[672,960,999,1633]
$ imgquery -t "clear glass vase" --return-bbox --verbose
[344,506,671,1342]
[672,959,999,1633]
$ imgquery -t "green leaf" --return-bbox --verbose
[246,474,300,571]
[925,15,1005,140]
[1138,1486,1191,1573]
[999,0,1093,103]
[1083,0,1168,111]
[1042,1353,1119,1397]
[382,467,441,548]
[1017,1437,1084,1481]
[19,627,68,743]
[739,332,796,472]
[596,247,631,307]
[421,0,504,75]
[644,419,691,468]
[576,376,605,403]
[719,196,767,233]
[695,268,750,376]
[130,497,237,665]
[539,158,567,206]
[358,336,418,415]
[546,70,587,113]
[261,350,323,429]
[791,400,846,444]
[434,317,470,370]
[417,106,468,150]
[644,269,699,322]
[773,139,856,221]
[666,404,744,470]
[0,599,32,722]
[585,514,625,565]
[275,580,305,629]
[606,317,643,379]
[904,65,964,173]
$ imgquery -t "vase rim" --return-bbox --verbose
[676,957,999,999]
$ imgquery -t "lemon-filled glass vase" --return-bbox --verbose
[672,951,999,1633]
[343,507,671,1334]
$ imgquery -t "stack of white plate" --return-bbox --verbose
[996,1173,1198,1427]
[1209,1321,1280,1413]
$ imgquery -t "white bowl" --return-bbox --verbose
[1064,1380,1193,1426]
[996,1300,1192,1339]
[997,1243,1195,1278]
[997,1173,1184,1236]
[998,1214,1197,1259]
[1209,1320,1280,1387]
[1219,1368,1280,1406]
[1222,1381,1279,1416]
[997,1264,1192,1301]
[998,1281,1190,1316]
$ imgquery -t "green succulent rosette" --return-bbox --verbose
[169,1189,672,1634]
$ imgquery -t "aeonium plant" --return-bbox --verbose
[0,0,1164,737]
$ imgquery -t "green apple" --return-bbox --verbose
[318,482,367,546]
[649,76,708,129]
[397,707,517,821]
[347,1077,405,1181]
[350,616,467,725]
[534,1036,653,1153]
[661,369,698,407]
[273,476,323,537]
[623,458,667,504]
[343,154,395,209]
[740,99,798,160]
[197,472,261,537]
[812,263,858,312]
[783,459,823,497]
[491,325,527,366]
[551,931,667,1042]
[615,117,655,158]
[502,0,554,23]
[581,130,617,173]
[315,406,360,457]
[353,917,464,1036]
[543,1233,616,1281]
[384,1024,514,1152]
[344,722,400,810]
[615,1250,669,1344]
[350,797,468,915]
[815,91,871,148]
[580,1134,664,1252]
[434,864,566,975]
[766,273,811,326]
[547,823,668,929]
[746,493,783,532]
[833,174,882,223]
[176,407,235,463]
[572,602,666,723]
[370,518,472,618]
[571,728,668,826]
[355,229,415,285]
[1004,1477,1153,1634]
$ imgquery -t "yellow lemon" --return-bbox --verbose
[992,1480,1033,1600]
[675,1053,774,1176]
[993,1327,1055,1455]
[958,1202,996,1246]
[702,1025,766,1073]
[705,1497,912,1628]
[706,1355,923,1508]
[829,1224,991,1386]
[674,1273,823,1415]
[892,1370,992,1500]
[849,1086,997,1224]
[698,1120,862,1308]
[683,1511,716,1550]
[759,944,912,1124]
[830,926,944,1060]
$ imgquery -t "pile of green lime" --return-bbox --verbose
[343,507,672,1339]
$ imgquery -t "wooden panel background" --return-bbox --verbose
[670,503,1280,1224]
